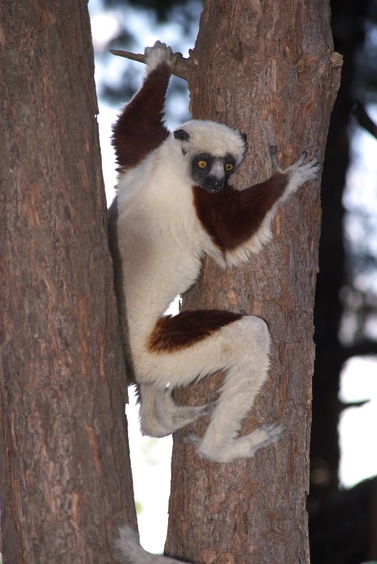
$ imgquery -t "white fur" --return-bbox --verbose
[144,40,178,71]
[174,119,246,167]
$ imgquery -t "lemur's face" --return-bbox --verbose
[191,153,236,193]
[173,125,245,194]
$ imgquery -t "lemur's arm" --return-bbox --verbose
[193,172,286,251]
[112,44,175,171]
[193,148,319,260]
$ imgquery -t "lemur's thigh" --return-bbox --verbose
[136,313,271,389]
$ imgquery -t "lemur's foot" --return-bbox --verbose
[186,422,284,463]
[144,40,179,71]
[141,400,214,438]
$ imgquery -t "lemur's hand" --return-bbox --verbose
[269,145,321,196]
[144,41,179,72]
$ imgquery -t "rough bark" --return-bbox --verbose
[0,1,136,562]
[165,1,341,563]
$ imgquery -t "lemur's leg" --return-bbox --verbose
[193,315,283,463]
[137,313,280,462]
[139,384,213,438]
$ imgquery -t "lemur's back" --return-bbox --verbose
[112,138,206,349]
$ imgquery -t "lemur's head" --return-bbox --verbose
[173,120,247,193]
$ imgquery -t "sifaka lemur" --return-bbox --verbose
[109,41,320,562]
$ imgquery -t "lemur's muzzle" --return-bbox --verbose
[202,174,225,193]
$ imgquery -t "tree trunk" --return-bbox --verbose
[166,1,341,562]
[0,1,136,562]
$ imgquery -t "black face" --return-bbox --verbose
[191,153,237,193]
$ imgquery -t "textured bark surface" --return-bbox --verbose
[165,1,341,563]
[0,1,136,562]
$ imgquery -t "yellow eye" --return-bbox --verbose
[225,163,234,172]
[197,160,208,169]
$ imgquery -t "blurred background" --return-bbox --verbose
[89,1,377,561]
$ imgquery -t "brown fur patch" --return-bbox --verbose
[193,172,288,251]
[147,310,243,353]
[112,64,171,171]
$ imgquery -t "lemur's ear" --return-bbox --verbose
[174,128,190,141]
[240,132,247,143]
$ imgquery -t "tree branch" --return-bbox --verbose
[109,49,192,81]
[339,399,370,411]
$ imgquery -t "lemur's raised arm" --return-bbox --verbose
[109,41,320,562]
[112,47,171,171]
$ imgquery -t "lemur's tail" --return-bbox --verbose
[115,526,189,563]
